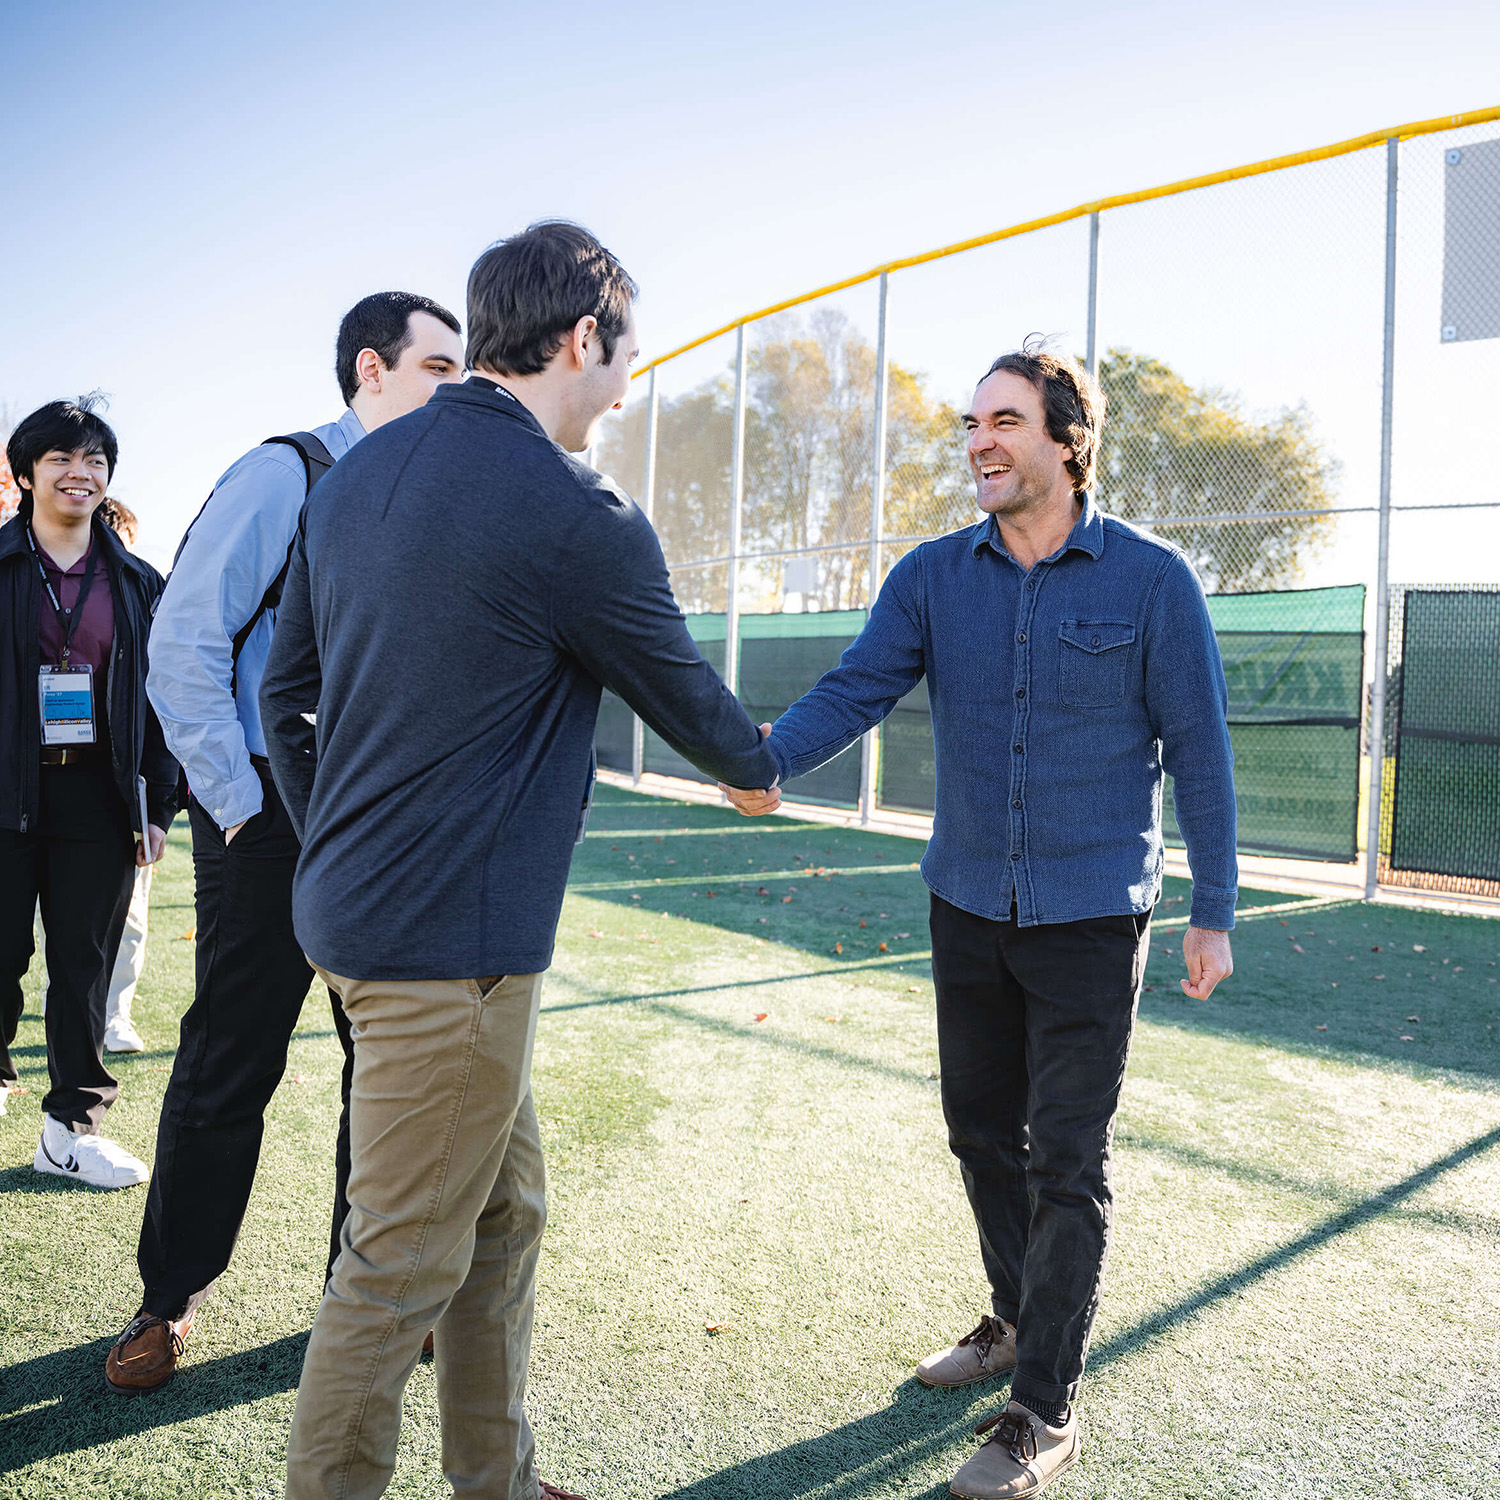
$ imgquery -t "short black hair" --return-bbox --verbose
[335,292,462,405]
[466,220,637,378]
[6,394,119,518]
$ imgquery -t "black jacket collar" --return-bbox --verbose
[0,508,155,582]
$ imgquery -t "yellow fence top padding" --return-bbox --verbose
[636,104,1500,376]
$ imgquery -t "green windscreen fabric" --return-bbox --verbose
[1164,584,1365,861]
[1388,589,1500,881]
[736,611,865,807]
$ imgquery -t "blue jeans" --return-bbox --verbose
[930,893,1151,1406]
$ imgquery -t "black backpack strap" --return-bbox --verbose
[227,432,337,688]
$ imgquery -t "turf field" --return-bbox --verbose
[2,783,1498,1499]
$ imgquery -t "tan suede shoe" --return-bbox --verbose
[105,1311,194,1394]
[949,1401,1080,1499]
[915,1315,1017,1387]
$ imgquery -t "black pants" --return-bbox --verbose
[0,764,135,1130]
[137,762,354,1321]
[930,893,1151,1407]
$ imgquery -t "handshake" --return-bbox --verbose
[718,722,782,816]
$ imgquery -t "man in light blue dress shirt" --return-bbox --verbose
[105,293,465,1395]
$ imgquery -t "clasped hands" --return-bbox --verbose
[718,722,781,816]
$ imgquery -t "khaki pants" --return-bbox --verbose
[285,968,547,1500]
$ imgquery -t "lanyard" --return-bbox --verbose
[26,525,99,665]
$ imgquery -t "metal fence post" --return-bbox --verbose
[1085,211,1100,377]
[1364,137,1399,900]
[860,272,891,826]
[726,326,747,700]
[633,366,660,786]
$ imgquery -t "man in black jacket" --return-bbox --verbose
[0,397,178,1188]
[261,221,778,1500]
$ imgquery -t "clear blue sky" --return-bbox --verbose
[3,0,1498,574]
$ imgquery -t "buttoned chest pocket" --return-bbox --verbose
[1058,621,1136,708]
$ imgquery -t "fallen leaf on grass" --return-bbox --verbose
[705,890,716,898]
[757,887,771,896]
[879,912,888,918]
[1413,944,1427,952]
[758,917,768,924]
[1371,945,1381,952]
[1373,973,1385,980]
[782,896,793,904]
[825,1016,841,1023]
[896,931,910,939]
[1292,943,1305,953]
[705,1322,734,1335]
[833,942,843,954]
[753,1013,768,1023]
[7,1085,30,1095]
[588,929,605,939]
[908,985,921,993]
[878,942,889,952]
[1316,1025,1328,1031]
[859,919,867,928]
[290,1073,307,1084]
[1399,1034,1415,1042]
[1407,1015,1420,1023]
[179,925,196,941]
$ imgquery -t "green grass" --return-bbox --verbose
[2,782,1498,1499]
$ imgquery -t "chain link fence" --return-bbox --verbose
[593,110,1500,885]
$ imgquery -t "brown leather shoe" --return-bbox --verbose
[421,1329,435,1356]
[916,1315,1017,1387]
[105,1311,194,1393]
[539,1483,588,1500]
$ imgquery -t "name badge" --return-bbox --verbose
[39,664,97,746]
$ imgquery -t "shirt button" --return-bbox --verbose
[1012,799,1022,809]
[1027,579,1036,590]
[1010,852,1021,861]
[1015,688,1026,699]
[1092,634,1101,646]
[1017,632,1027,643]
[1013,744,1024,754]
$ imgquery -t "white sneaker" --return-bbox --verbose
[104,1017,146,1053]
[34,1115,150,1189]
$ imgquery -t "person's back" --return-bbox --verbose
[287,378,759,978]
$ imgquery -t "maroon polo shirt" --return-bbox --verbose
[35,538,115,671]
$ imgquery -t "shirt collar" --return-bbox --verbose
[972,491,1104,562]
[337,405,367,449]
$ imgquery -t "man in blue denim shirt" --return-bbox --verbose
[726,342,1236,1500]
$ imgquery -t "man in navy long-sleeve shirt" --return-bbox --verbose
[725,341,1236,1500]
[261,221,777,1500]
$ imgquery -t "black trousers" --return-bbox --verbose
[137,762,354,1321]
[0,764,135,1130]
[930,892,1151,1407]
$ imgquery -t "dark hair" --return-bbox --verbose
[6,394,119,518]
[466,220,637,377]
[982,335,1106,492]
[99,496,139,546]
[335,292,462,405]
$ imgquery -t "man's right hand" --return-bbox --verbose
[224,819,248,845]
[721,783,781,816]
[721,721,781,816]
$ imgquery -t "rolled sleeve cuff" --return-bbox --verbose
[1189,883,1238,931]
[767,736,791,784]
[197,768,265,831]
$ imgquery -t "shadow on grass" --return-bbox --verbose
[652,1121,1500,1499]
[571,789,1500,1084]
[0,1331,308,1471]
